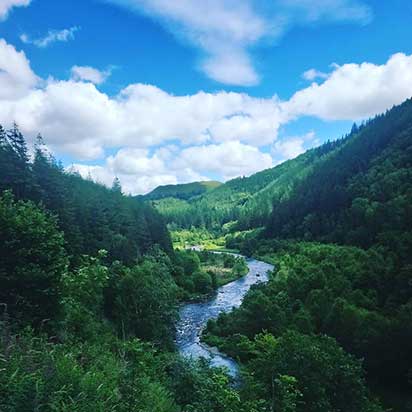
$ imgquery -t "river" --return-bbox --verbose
[175,256,274,376]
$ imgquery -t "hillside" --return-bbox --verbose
[144,180,221,201]
[148,139,343,230]
[203,98,412,410]
[265,97,412,249]
[151,99,412,244]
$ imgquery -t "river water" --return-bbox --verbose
[175,257,274,376]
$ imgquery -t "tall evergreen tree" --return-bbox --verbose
[112,176,122,194]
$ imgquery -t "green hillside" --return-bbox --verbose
[265,97,412,248]
[204,98,412,410]
[149,139,343,230]
[144,180,222,201]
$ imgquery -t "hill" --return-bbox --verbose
[144,180,221,201]
[148,139,344,231]
[203,98,412,409]
[265,97,412,249]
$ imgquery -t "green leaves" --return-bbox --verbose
[0,191,68,329]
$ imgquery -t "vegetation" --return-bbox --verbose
[0,127,172,264]
[2,97,412,411]
[202,99,412,410]
[198,251,248,287]
[173,250,248,299]
[146,139,343,231]
[0,125,251,412]
[143,180,221,201]
[170,227,227,250]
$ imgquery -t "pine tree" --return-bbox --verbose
[112,176,122,194]
[8,122,29,163]
[0,123,33,199]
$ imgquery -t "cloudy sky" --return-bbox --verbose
[1,0,412,194]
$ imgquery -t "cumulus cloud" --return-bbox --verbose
[286,53,412,120]
[71,65,111,84]
[20,26,80,48]
[302,68,329,81]
[272,131,316,161]
[70,142,271,194]
[69,146,208,195]
[0,38,38,100]
[1,60,285,159]
[3,38,412,193]
[174,141,273,180]
[106,0,372,85]
[0,0,30,20]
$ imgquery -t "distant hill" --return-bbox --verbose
[148,140,343,230]
[148,98,412,240]
[144,180,222,201]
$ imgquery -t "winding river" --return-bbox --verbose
[175,256,274,376]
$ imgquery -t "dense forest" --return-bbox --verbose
[203,99,412,410]
[145,138,344,231]
[143,180,221,201]
[0,125,257,411]
[1,97,412,412]
[0,125,172,264]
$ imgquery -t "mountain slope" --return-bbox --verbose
[148,139,343,230]
[265,97,412,250]
[203,98,412,407]
[144,180,221,201]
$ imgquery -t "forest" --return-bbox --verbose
[0,124,255,411]
[203,99,412,410]
[1,98,412,411]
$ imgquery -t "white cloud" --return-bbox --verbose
[278,0,372,24]
[0,38,38,100]
[69,146,208,195]
[107,0,371,85]
[20,26,80,48]
[273,131,316,160]
[69,142,271,194]
[201,48,259,87]
[4,38,412,194]
[0,0,30,20]
[71,66,111,85]
[2,76,285,159]
[174,141,273,181]
[286,52,412,120]
[302,68,329,81]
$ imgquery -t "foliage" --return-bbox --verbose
[0,324,178,412]
[144,180,221,201]
[0,191,68,329]
[243,331,383,412]
[205,240,412,408]
[265,98,412,250]
[146,138,343,231]
[109,257,178,346]
[0,125,173,264]
[170,227,226,250]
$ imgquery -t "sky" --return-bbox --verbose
[1,0,412,194]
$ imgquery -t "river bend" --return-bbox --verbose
[175,257,274,376]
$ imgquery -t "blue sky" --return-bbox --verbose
[1,0,412,194]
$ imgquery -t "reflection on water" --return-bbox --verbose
[175,257,274,376]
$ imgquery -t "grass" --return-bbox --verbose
[202,264,248,287]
